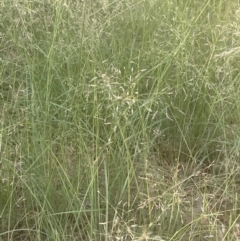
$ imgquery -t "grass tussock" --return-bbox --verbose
[1,0,240,240]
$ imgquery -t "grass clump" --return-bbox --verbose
[1,0,240,240]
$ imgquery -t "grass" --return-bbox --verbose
[1,0,240,240]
